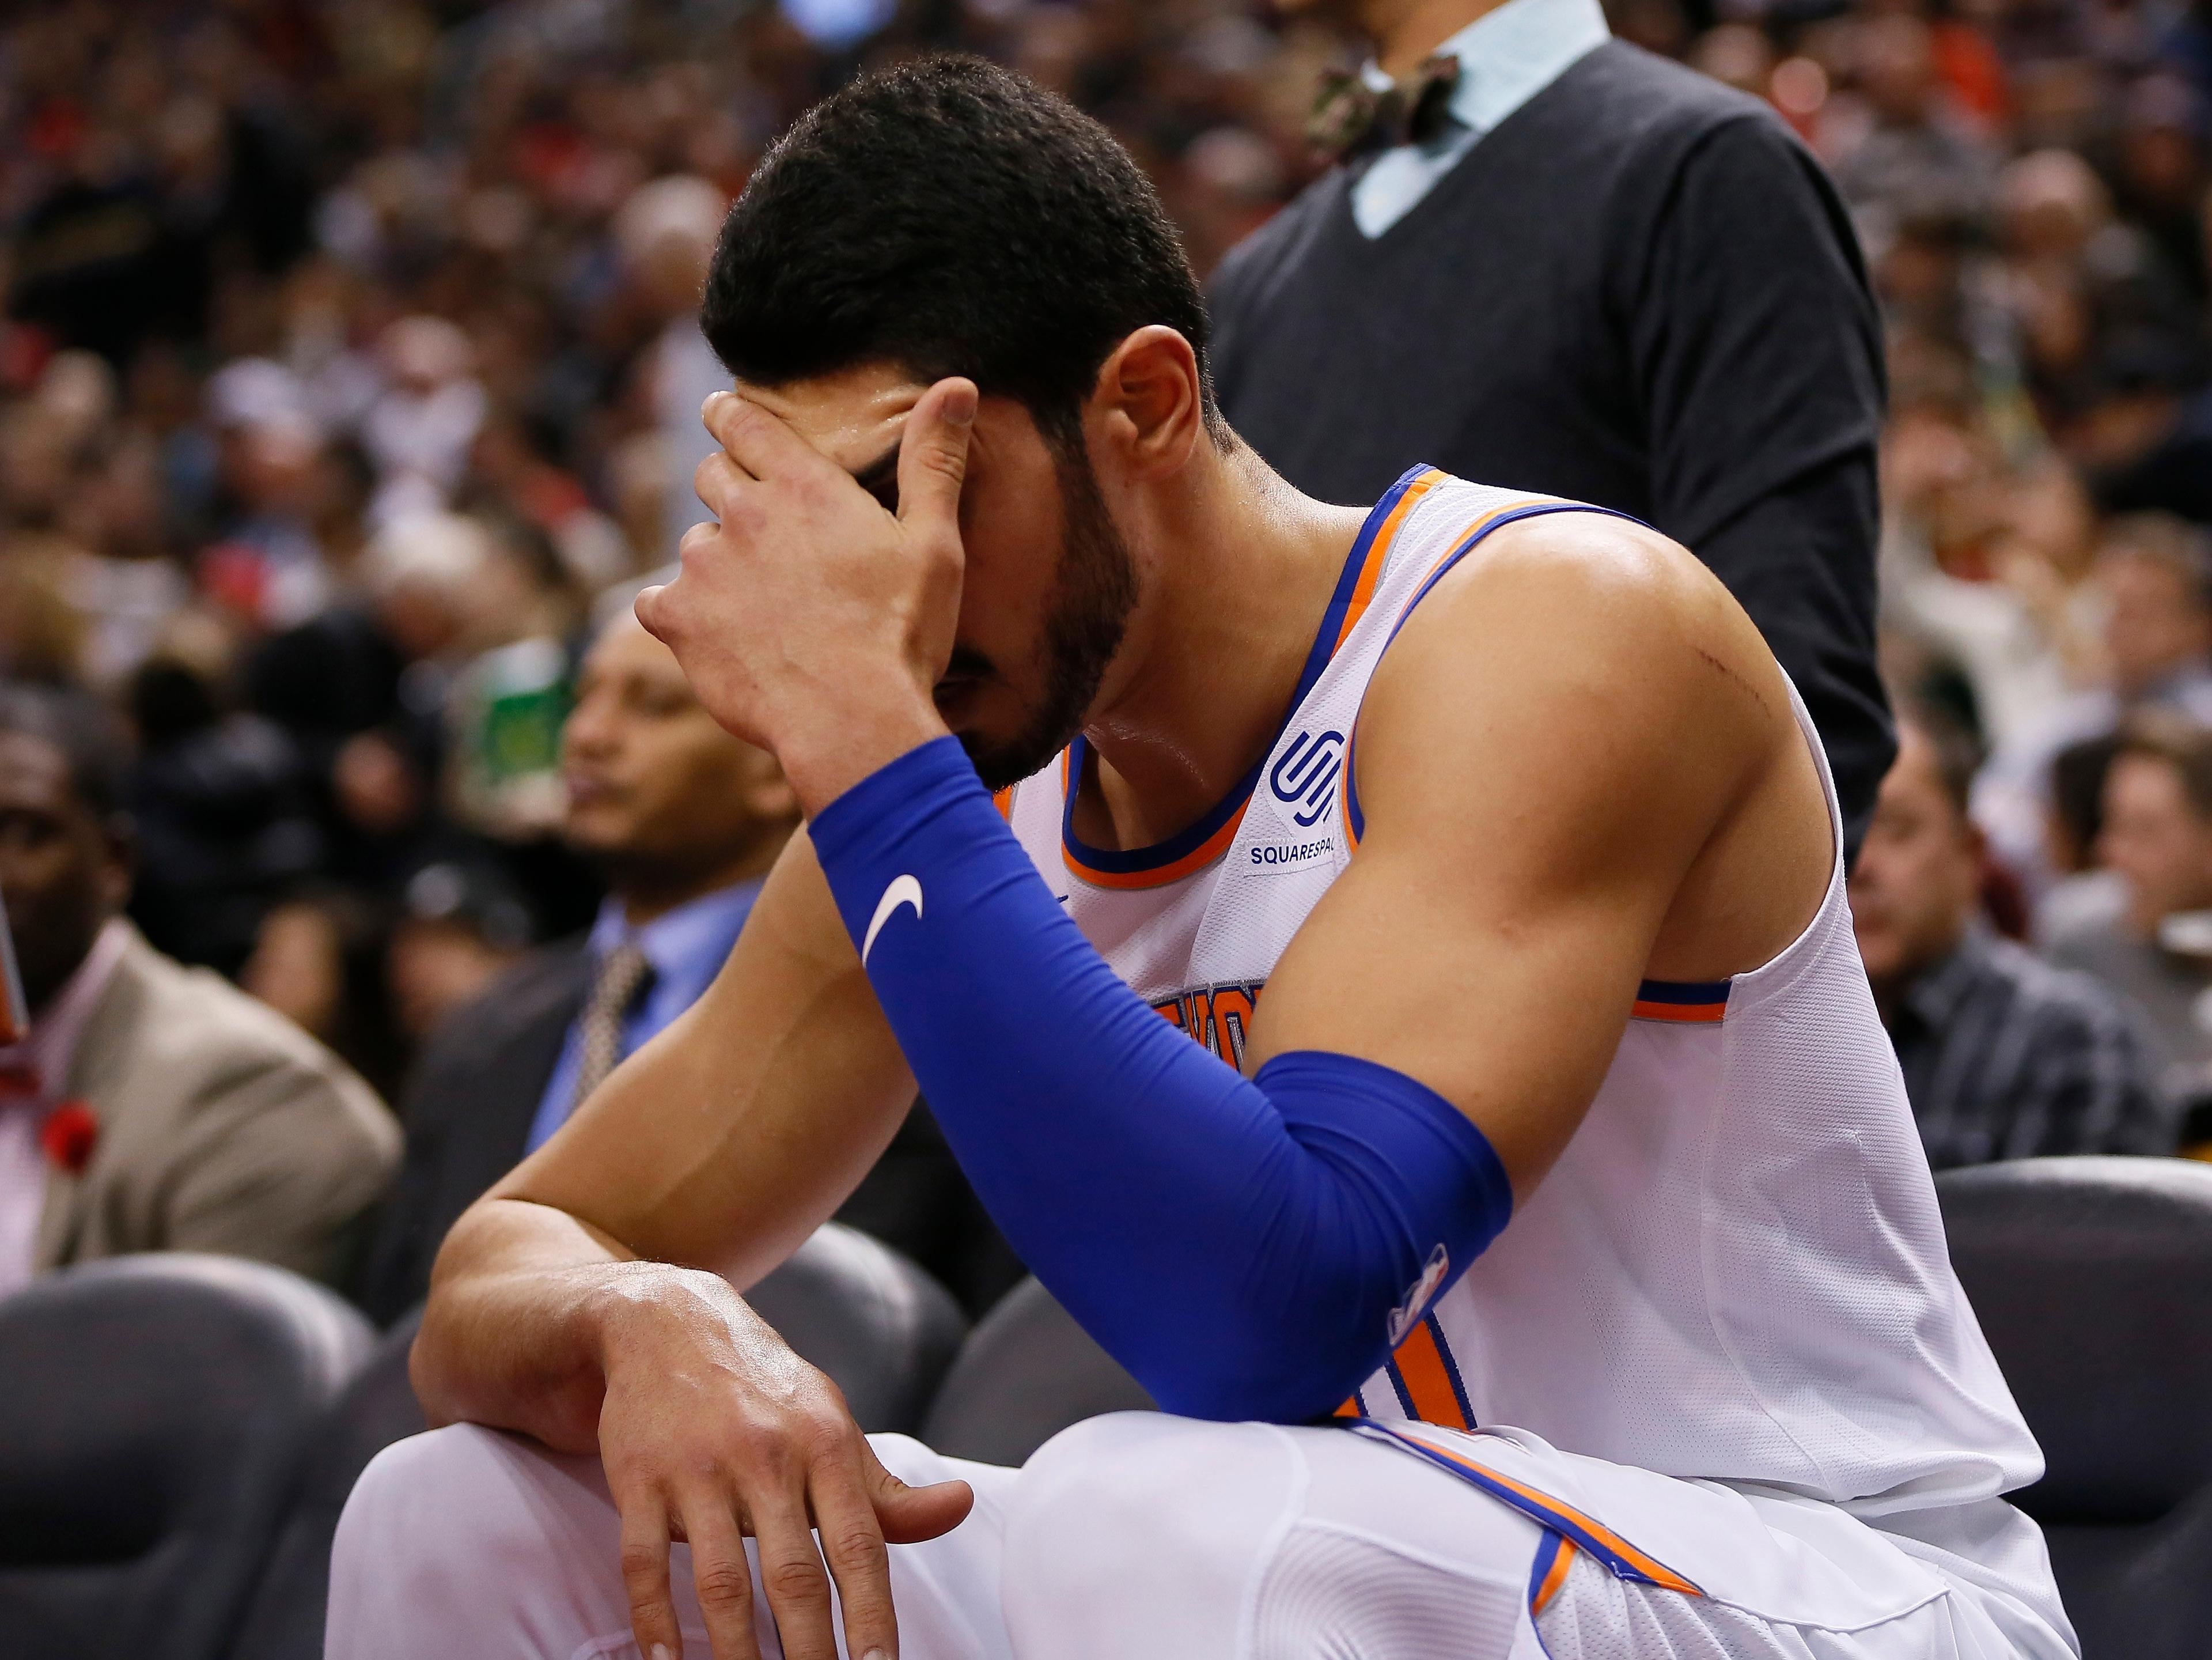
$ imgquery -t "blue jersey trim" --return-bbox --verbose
[1384,1357,1421,1418]
[1632,977,1734,1005]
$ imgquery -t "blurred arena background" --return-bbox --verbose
[2,0,2212,1655]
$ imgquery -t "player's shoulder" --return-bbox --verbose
[1410,482,1726,639]
[1379,483,1785,736]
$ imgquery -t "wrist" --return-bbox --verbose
[779,685,951,818]
[584,1260,727,1374]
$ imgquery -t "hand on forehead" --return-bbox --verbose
[708,364,929,481]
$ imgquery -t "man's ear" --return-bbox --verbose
[1089,326,1205,483]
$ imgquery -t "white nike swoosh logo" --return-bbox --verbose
[862,875,924,966]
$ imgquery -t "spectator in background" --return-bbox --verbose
[355,600,1020,1322]
[1831,13,1998,247]
[1999,146,2207,405]
[238,861,534,1105]
[0,0,2199,1234]
[382,861,535,1048]
[362,317,488,529]
[2033,731,2127,943]
[1208,0,1895,854]
[2048,713,2212,1075]
[123,647,324,980]
[1853,710,2171,1167]
[1975,512,2212,886]
[199,358,334,633]
[615,175,734,569]
[0,684,397,1293]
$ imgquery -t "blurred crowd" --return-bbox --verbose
[1,0,2211,1307]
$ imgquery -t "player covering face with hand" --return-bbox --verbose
[331,55,2074,1660]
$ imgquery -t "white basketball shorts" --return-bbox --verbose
[327,1412,2075,1660]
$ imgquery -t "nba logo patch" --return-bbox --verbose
[1387,1243,1450,1347]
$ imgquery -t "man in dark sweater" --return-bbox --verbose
[1210,0,1892,850]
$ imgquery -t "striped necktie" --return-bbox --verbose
[570,943,656,1114]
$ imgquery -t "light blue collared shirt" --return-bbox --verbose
[1349,0,1611,239]
[524,878,764,1152]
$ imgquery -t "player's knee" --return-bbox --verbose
[1006,1414,1295,1625]
[332,1424,555,1601]
[341,1426,477,1549]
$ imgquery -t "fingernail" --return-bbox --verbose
[863,1650,892,1660]
[652,1646,673,1660]
[944,383,976,425]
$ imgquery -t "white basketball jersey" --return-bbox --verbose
[1000,466,2061,1623]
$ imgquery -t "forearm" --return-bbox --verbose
[493,835,919,1287]
[414,1197,661,1451]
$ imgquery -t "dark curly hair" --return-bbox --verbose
[701,54,1221,448]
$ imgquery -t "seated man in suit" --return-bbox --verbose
[0,683,397,1293]
[355,597,1018,1323]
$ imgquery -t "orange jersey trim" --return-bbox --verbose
[1391,1318,1472,1432]
[1628,977,1732,1024]
[1629,999,1728,1023]
[1330,467,1442,656]
[1405,1435,1705,1598]
[1062,799,1252,890]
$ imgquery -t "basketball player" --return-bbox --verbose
[328,57,2074,1660]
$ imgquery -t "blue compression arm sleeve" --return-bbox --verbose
[809,737,1512,1423]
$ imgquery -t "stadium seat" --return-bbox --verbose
[0,1253,374,1660]
[921,1276,1154,1465]
[229,1222,964,1660]
[1937,1156,2212,1660]
[747,1221,969,1436]
[227,1309,425,1660]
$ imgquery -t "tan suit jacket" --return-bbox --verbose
[35,925,400,1284]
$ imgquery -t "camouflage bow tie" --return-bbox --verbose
[1308,54,1462,161]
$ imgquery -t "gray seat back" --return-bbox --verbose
[1937,1156,2212,1659]
[0,1254,372,1660]
[227,1309,425,1660]
[921,1278,1153,1466]
[748,1222,969,1436]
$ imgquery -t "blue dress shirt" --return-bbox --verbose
[1350,0,1611,238]
[524,878,764,1152]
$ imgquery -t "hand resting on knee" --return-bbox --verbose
[414,1200,971,1660]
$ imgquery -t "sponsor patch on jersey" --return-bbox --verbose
[1268,729,1345,828]
[1248,836,1336,872]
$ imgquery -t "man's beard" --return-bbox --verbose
[958,441,1137,791]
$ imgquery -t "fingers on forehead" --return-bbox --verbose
[705,391,816,472]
